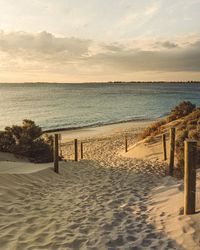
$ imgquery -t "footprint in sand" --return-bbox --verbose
[126,235,137,242]
[106,235,124,247]
[141,238,152,247]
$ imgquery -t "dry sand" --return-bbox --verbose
[150,174,200,250]
[0,121,200,250]
[120,134,169,162]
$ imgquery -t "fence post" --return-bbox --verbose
[184,140,197,215]
[74,139,78,161]
[54,134,59,173]
[162,134,167,161]
[80,142,83,159]
[169,127,176,176]
[125,136,128,153]
[58,134,62,157]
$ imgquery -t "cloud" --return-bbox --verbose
[155,41,179,49]
[0,31,91,60]
[0,31,200,82]
[118,2,160,27]
[88,41,200,72]
[144,2,160,16]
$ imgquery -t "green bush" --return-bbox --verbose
[0,120,53,163]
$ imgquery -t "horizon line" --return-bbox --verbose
[0,80,200,84]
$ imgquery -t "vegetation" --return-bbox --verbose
[139,101,196,140]
[166,101,196,123]
[0,120,53,163]
[139,119,167,140]
[139,101,200,178]
[175,107,200,176]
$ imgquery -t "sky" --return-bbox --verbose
[0,0,200,82]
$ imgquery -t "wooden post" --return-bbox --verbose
[169,127,175,176]
[54,134,59,173]
[58,134,62,157]
[125,136,128,153]
[162,134,167,161]
[80,142,83,159]
[74,139,78,161]
[58,134,61,142]
[184,140,197,215]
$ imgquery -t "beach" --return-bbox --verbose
[0,121,200,250]
[1,0,200,249]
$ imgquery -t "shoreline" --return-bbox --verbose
[0,118,153,134]
[47,119,153,141]
[43,118,153,134]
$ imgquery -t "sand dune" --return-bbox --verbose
[0,161,169,250]
[0,123,200,249]
[150,174,200,249]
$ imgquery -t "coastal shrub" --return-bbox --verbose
[27,137,54,163]
[188,129,199,140]
[0,120,53,163]
[0,131,15,152]
[177,123,186,130]
[140,101,200,178]
[175,129,189,176]
[139,119,166,139]
[187,119,197,126]
[166,101,196,123]
[198,121,200,131]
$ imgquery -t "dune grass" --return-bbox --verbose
[139,101,200,178]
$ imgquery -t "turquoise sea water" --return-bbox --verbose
[0,82,199,131]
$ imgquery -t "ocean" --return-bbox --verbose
[0,82,199,131]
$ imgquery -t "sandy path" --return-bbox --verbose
[0,130,184,250]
